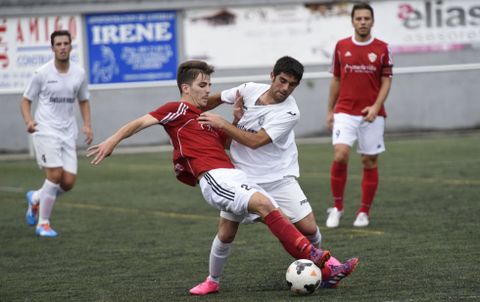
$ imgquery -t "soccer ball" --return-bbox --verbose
[285,259,322,295]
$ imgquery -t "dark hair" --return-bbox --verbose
[273,56,304,82]
[50,30,72,46]
[176,60,215,94]
[351,2,374,20]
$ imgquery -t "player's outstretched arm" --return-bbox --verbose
[87,114,158,165]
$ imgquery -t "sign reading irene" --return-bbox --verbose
[86,11,178,84]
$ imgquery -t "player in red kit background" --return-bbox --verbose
[325,2,393,228]
[87,61,331,288]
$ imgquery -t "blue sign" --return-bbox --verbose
[86,11,177,84]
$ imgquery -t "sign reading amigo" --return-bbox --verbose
[0,15,83,93]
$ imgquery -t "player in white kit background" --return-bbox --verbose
[20,30,93,237]
[190,56,358,295]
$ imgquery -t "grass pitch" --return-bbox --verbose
[1,132,479,301]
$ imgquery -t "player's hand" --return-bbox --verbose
[326,111,334,131]
[86,139,115,165]
[25,120,38,133]
[83,125,94,145]
[198,112,228,129]
[233,90,245,122]
[361,106,379,122]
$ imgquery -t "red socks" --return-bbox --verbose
[330,161,347,211]
[264,210,312,260]
[359,167,378,215]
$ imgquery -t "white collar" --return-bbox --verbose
[351,36,374,46]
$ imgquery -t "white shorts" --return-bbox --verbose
[220,177,312,224]
[332,113,386,155]
[32,134,77,174]
[199,168,277,221]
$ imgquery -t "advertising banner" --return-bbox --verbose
[184,1,480,68]
[0,15,83,93]
[375,0,480,53]
[85,11,177,84]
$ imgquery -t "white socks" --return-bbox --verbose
[306,226,322,248]
[208,235,232,283]
[38,179,60,225]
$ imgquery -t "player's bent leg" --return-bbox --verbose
[190,218,239,296]
[37,168,63,236]
[209,219,238,282]
[249,193,330,268]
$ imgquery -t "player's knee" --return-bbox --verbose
[361,155,378,168]
[46,172,62,184]
[295,216,318,237]
[60,179,75,191]
[217,231,236,243]
[248,192,276,218]
[334,149,349,163]
[217,219,239,243]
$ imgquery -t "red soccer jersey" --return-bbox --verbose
[330,36,393,117]
[149,101,234,186]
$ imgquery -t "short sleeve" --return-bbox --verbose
[23,71,42,102]
[221,83,248,104]
[330,42,341,77]
[382,45,394,77]
[77,71,90,101]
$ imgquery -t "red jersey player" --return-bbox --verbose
[87,60,331,285]
[326,2,393,228]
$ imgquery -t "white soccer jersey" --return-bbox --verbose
[23,60,89,139]
[221,82,300,183]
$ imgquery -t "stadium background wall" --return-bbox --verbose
[1,0,479,152]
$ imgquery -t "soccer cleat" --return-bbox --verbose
[321,257,359,288]
[310,247,331,269]
[25,190,39,226]
[326,207,343,228]
[35,223,58,237]
[189,278,220,295]
[353,212,369,227]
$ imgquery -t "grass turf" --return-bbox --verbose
[1,132,479,301]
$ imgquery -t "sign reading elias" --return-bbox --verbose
[398,0,480,29]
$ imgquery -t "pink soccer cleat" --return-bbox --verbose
[189,278,220,295]
[321,257,359,288]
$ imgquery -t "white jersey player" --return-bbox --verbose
[20,30,93,237]
[190,56,358,295]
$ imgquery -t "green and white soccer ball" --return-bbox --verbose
[285,259,322,295]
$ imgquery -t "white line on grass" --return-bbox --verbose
[0,186,24,192]
[58,202,218,221]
